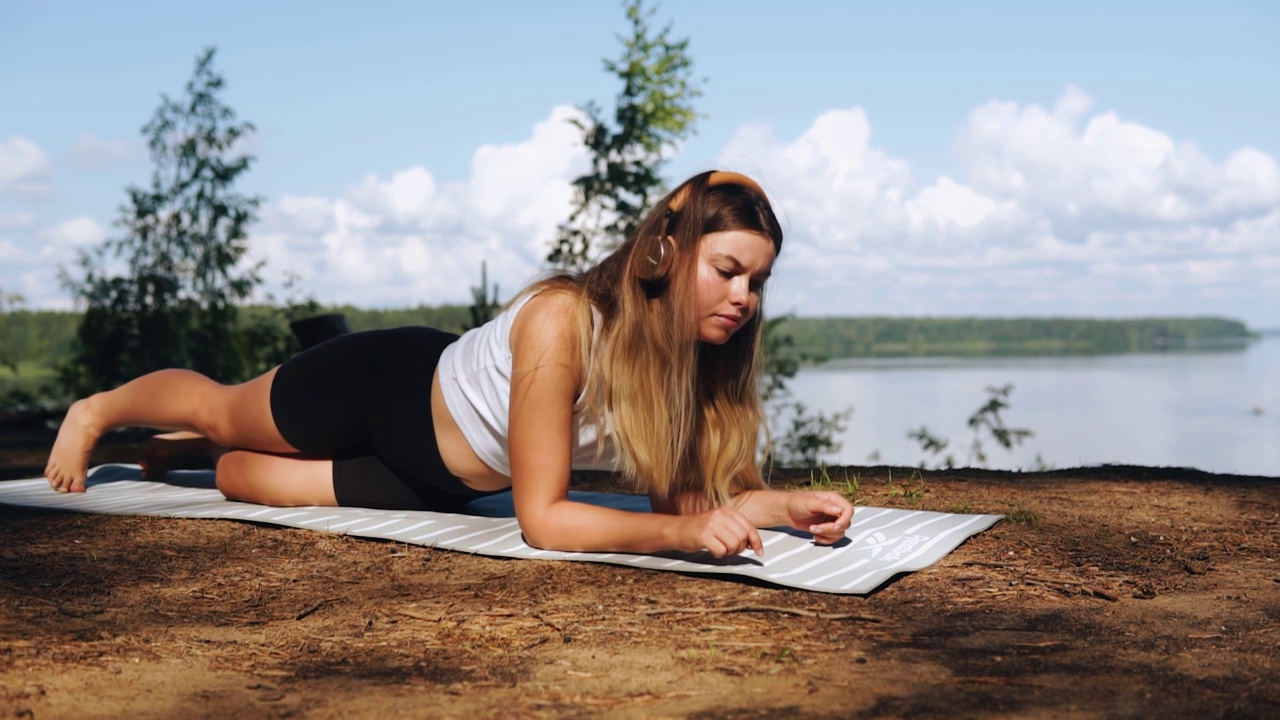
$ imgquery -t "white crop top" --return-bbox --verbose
[437,293,617,477]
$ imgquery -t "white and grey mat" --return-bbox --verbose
[0,465,1001,594]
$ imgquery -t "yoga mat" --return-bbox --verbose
[0,465,1001,595]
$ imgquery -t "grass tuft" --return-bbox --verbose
[887,469,928,508]
[1004,507,1041,525]
[806,462,860,504]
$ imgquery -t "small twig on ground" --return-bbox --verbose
[1023,575,1083,586]
[1083,586,1119,602]
[397,609,441,621]
[397,609,520,622]
[448,610,519,620]
[295,597,340,621]
[533,613,564,631]
[643,605,881,622]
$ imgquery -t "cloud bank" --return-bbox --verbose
[2,88,1278,326]
[717,85,1279,320]
[249,104,590,307]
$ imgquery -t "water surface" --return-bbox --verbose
[788,334,1279,477]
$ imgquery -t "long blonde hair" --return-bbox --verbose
[526,171,783,506]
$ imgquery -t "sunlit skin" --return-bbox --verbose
[694,230,776,345]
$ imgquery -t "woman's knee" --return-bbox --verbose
[214,451,256,502]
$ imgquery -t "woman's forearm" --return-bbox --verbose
[519,499,687,554]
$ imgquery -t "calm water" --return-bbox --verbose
[788,334,1280,477]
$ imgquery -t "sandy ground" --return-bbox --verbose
[0,426,1277,719]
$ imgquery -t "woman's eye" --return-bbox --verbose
[717,268,734,279]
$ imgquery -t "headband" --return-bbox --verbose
[667,171,765,213]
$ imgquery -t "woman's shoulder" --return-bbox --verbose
[510,288,586,353]
[520,286,579,313]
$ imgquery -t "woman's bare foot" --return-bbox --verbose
[138,431,222,481]
[44,399,103,494]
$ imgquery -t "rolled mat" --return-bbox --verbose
[0,465,1002,595]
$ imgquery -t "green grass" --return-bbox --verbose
[1004,507,1042,525]
[0,361,59,397]
[806,462,860,504]
[886,469,928,508]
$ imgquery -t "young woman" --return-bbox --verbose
[45,171,853,558]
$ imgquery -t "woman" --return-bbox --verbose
[45,171,853,557]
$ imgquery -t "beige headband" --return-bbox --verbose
[667,171,765,213]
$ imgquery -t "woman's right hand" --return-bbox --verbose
[674,506,764,558]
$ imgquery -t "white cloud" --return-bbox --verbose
[719,86,1280,324]
[66,132,142,172]
[249,104,589,307]
[42,216,107,252]
[956,85,1280,227]
[0,136,53,197]
[0,216,106,307]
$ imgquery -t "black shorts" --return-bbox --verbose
[269,326,493,511]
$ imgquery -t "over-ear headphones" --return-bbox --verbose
[635,171,766,282]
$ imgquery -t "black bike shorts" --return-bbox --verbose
[269,326,492,511]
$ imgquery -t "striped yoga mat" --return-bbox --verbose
[0,464,1001,594]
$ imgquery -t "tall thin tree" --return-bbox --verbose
[61,47,266,393]
[547,0,702,271]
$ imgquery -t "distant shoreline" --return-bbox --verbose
[0,307,1267,372]
[769,315,1258,361]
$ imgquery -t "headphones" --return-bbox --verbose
[635,171,766,282]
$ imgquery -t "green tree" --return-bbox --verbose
[547,0,702,271]
[0,290,23,375]
[908,384,1036,469]
[549,2,846,468]
[60,47,273,393]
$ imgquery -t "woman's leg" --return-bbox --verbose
[215,450,337,507]
[46,367,296,494]
[138,431,225,481]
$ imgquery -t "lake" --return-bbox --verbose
[788,333,1279,477]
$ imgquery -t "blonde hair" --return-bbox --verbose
[526,171,783,506]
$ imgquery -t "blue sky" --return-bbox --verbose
[2,1,1278,327]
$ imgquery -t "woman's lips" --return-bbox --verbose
[715,313,742,329]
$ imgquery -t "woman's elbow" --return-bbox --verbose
[518,515,574,552]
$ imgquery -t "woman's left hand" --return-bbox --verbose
[784,491,854,545]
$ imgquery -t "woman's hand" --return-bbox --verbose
[673,506,764,558]
[783,491,854,545]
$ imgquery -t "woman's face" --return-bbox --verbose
[694,230,776,345]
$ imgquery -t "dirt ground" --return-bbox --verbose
[0,421,1277,719]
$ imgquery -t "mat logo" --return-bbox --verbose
[858,531,902,559]
[876,534,929,563]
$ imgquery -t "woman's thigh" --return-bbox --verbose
[215,450,337,507]
[267,327,457,460]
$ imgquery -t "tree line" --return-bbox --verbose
[0,307,1254,371]
[770,315,1255,359]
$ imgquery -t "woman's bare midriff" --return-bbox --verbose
[430,367,512,492]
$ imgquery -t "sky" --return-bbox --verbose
[2,1,1278,328]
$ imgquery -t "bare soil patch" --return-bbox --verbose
[1,424,1277,719]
